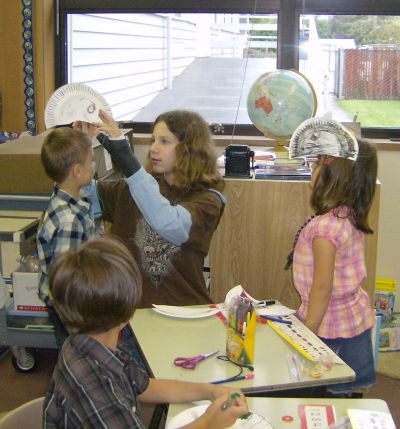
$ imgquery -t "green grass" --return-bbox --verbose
[338,99,400,127]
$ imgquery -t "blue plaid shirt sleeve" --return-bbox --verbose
[37,188,95,302]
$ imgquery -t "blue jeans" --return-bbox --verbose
[320,328,376,394]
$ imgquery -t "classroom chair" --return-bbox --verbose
[0,397,44,429]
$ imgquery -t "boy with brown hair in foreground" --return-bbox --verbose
[44,237,247,428]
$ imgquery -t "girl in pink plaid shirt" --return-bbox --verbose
[287,118,377,396]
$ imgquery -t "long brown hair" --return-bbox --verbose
[147,110,224,193]
[311,140,377,233]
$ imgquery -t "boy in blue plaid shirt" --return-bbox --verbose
[37,127,96,347]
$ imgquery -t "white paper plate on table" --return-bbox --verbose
[45,82,112,128]
[167,404,273,429]
[152,305,219,319]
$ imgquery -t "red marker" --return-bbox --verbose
[211,373,254,385]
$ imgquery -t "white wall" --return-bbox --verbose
[376,149,400,311]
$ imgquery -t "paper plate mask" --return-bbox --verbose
[289,118,359,161]
[44,82,112,128]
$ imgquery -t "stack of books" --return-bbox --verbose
[254,155,311,180]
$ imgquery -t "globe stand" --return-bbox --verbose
[273,139,289,159]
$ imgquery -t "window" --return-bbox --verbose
[57,0,400,138]
[64,12,278,128]
[300,14,400,130]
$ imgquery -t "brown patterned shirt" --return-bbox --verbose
[98,175,225,307]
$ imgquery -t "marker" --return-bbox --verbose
[221,392,240,411]
[257,300,276,307]
[260,315,292,325]
[240,412,252,420]
[211,373,254,385]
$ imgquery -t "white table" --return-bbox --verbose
[130,307,355,395]
[166,398,393,429]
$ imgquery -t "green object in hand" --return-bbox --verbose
[221,392,241,411]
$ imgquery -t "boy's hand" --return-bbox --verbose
[208,385,244,402]
[199,393,248,429]
[72,121,99,138]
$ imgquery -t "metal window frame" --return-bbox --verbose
[56,0,400,137]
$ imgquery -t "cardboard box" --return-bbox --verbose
[0,131,116,194]
[0,216,39,278]
[12,271,47,312]
[0,132,53,194]
[93,140,114,179]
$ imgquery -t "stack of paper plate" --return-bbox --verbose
[44,82,112,128]
[152,304,218,319]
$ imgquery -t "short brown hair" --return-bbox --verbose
[147,110,224,193]
[49,237,142,335]
[41,127,92,182]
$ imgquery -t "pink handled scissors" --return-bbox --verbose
[174,351,219,370]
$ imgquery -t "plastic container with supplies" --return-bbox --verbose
[226,294,256,368]
[374,278,397,328]
[16,254,40,273]
[0,217,39,278]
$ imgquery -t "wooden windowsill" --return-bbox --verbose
[130,133,400,151]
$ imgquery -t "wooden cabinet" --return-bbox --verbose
[209,178,380,309]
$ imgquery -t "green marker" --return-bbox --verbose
[221,392,241,411]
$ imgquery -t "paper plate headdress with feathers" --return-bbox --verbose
[289,117,359,161]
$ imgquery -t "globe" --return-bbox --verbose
[247,69,317,140]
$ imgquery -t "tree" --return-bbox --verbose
[315,16,400,46]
